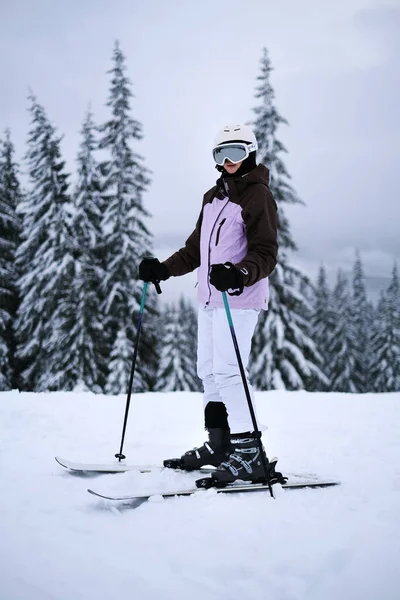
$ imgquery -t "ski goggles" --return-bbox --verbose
[212,142,257,166]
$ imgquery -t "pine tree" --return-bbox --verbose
[251,263,327,389]
[0,130,22,390]
[309,265,335,390]
[105,327,145,394]
[155,297,201,392]
[99,42,158,394]
[184,298,201,391]
[252,47,304,251]
[56,110,108,392]
[250,47,326,390]
[370,293,385,392]
[371,263,400,392]
[329,271,358,392]
[352,252,371,392]
[15,95,75,391]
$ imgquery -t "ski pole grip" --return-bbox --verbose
[153,280,162,294]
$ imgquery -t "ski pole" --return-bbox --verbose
[115,280,161,461]
[221,291,274,498]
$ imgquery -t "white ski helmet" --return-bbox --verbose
[213,124,258,150]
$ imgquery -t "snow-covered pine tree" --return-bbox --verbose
[252,48,303,251]
[15,95,75,391]
[155,297,201,392]
[370,293,386,392]
[105,327,144,394]
[251,262,327,389]
[0,130,22,390]
[250,47,326,390]
[328,270,358,392]
[309,265,335,390]
[56,109,108,392]
[352,252,372,392]
[99,41,158,394]
[371,263,400,392]
[184,297,202,391]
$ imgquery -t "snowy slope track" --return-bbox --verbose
[1,389,399,600]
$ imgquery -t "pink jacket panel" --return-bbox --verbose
[197,197,269,310]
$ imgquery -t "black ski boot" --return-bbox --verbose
[163,428,233,471]
[195,432,286,488]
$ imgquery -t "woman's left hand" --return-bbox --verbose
[209,263,243,293]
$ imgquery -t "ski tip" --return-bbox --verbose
[87,488,111,499]
[87,489,136,501]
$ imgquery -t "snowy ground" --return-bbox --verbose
[1,389,399,600]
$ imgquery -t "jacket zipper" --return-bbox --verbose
[215,218,226,247]
[206,201,229,306]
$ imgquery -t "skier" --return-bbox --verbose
[139,124,278,485]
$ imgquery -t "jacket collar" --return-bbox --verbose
[221,163,270,200]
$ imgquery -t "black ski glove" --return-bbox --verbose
[139,257,170,282]
[209,262,244,295]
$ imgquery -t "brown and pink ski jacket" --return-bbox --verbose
[164,163,278,310]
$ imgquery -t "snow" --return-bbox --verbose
[1,389,399,600]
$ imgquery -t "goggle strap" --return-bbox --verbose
[215,141,258,152]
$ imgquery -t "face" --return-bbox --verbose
[223,159,243,175]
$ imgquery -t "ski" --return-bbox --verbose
[55,456,322,482]
[55,456,149,473]
[55,456,216,474]
[87,480,340,502]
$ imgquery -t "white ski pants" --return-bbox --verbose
[197,306,262,434]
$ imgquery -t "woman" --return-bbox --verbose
[139,124,278,485]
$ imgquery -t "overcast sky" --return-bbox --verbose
[1,0,399,304]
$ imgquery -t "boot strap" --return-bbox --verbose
[222,452,255,475]
[204,442,214,455]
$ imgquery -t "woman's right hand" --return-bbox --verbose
[138,257,170,282]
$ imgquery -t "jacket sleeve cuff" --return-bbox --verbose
[160,262,170,280]
[235,263,252,286]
